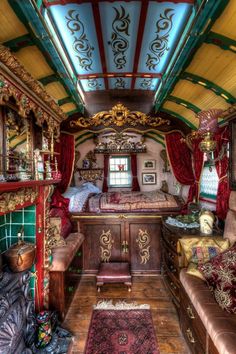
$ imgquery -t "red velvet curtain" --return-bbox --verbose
[131,154,140,191]
[188,138,204,203]
[214,126,230,220]
[102,154,109,192]
[165,132,195,185]
[56,133,75,193]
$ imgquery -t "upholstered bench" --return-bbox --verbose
[49,232,84,320]
[96,262,132,292]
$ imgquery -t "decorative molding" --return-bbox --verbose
[77,168,103,182]
[167,95,201,113]
[136,229,150,264]
[205,31,236,54]
[0,45,66,129]
[70,103,170,128]
[100,230,114,262]
[0,187,38,214]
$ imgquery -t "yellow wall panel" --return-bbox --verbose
[211,0,236,41]
[172,80,231,112]
[0,0,27,42]
[186,44,236,97]
[60,103,76,113]
[163,101,198,128]
[15,46,54,79]
[45,82,68,101]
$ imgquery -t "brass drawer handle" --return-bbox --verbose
[187,305,195,319]
[170,281,177,290]
[168,252,174,260]
[170,265,177,273]
[186,328,196,344]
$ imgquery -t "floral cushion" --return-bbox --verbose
[50,208,72,239]
[198,243,236,313]
[178,237,230,279]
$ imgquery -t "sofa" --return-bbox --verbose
[179,191,236,354]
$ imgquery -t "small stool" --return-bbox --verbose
[96,262,132,292]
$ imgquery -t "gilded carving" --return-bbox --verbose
[0,45,66,124]
[136,229,150,264]
[100,230,114,262]
[0,188,38,214]
[70,103,170,128]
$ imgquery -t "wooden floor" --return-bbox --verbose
[63,275,190,354]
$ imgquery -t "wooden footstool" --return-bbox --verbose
[96,262,132,292]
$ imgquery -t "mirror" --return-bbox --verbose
[1,106,33,181]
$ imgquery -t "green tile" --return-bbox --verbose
[0,215,5,226]
[25,205,36,211]
[5,213,11,223]
[24,212,35,224]
[11,211,23,224]
[24,225,36,238]
[9,236,18,246]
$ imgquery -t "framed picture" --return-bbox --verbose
[143,159,156,169]
[142,172,156,185]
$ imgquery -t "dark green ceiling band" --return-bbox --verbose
[154,0,230,111]
[39,74,60,85]
[206,31,236,54]
[182,72,236,104]
[75,135,94,147]
[58,97,74,106]
[75,131,94,142]
[67,108,82,116]
[3,34,34,52]
[143,134,165,147]
[167,95,201,113]
[161,108,197,130]
[144,131,164,141]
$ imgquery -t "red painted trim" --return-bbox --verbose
[92,3,109,89]
[131,2,149,90]
[35,189,44,311]
[44,0,194,8]
[78,72,162,79]
[0,179,61,193]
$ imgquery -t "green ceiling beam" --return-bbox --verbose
[39,74,60,85]
[167,95,201,113]
[144,131,164,141]
[182,72,236,104]
[144,134,165,147]
[155,0,230,111]
[205,31,236,54]
[58,97,74,106]
[161,108,197,130]
[67,108,81,116]
[75,135,94,147]
[3,34,34,52]
[75,131,93,142]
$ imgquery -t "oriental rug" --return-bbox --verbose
[84,301,160,354]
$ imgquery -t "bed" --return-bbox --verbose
[64,184,183,275]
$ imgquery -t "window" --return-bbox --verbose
[108,156,131,187]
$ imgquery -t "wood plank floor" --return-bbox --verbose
[63,275,190,354]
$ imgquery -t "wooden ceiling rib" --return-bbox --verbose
[163,101,198,128]
[0,0,27,42]
[44,82,68,100]
[211,0,236,41]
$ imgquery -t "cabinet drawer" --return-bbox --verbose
[162,225,179,251]
[163,263,180,303]
[180,287,206,352]
[162,248,179,276]
[162,238,180,266]
[180,311,205,354]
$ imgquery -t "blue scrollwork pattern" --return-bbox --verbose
[146,8,175,71]
[108,6,130,70]
[87,79,101,90]
[140,78,154,90]
[66,9,94,71]
[115,78,126,89]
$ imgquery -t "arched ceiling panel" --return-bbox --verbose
[162,101,198,128]
[0,0,27,42]
[14,46,54,79]
[45,82,69,101]
[171,80,231,112]
[60,102,77,113]
[186,43,236,97]
[211,0,236,41]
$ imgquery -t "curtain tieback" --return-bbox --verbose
[219,174,227,182]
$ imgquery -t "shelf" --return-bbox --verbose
[0,179,61,193]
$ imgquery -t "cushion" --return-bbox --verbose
[50,208,72,239]
[178,237,230,279]
[49,217,66,248]
[198,243,236,313]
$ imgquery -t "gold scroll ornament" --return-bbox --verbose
[100,230,114,262]
[136,229,150,264]
[0,188,38,213]
[70,103,170,128]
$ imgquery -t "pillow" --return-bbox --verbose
[50,208,72,239]
[62,186,83,199]
[198,243,236,313]
[178,237,230,279]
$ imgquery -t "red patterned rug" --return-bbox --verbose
[85,301,160,354]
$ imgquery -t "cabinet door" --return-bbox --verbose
[127,220,161,274]
[82,221,124,273]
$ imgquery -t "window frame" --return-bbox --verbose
[108,155,132,188]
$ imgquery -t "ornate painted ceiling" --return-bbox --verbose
[1,0,236,144]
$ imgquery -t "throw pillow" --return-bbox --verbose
[178,237,230,279]
[198,243,236,314]
[50,207,72,238]
[49,217,66,248]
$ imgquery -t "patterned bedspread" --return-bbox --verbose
[87,190,180,212]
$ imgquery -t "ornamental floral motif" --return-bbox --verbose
[0,188,38,214]
[140,78,154,90]
[115,78,126,89]
[108,6,130,69]
[87,78,101,90]
[100,230,114,262]
[136,229,151,264]
[66,10,94,71]
[146,8,174,70]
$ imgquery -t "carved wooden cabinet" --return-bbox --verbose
[76,215,162,275]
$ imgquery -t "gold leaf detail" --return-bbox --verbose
[100,230,114,262]
[136,229,150,264]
